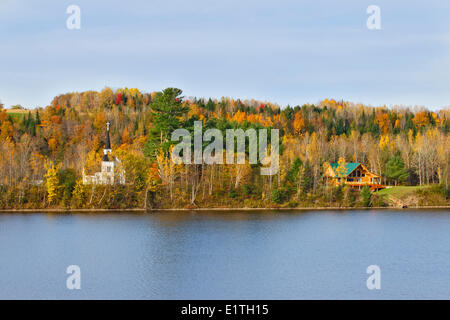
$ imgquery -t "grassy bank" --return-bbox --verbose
[376,185,448,207]
[377,186,424,197]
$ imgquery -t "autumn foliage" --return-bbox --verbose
[0,87,448,209]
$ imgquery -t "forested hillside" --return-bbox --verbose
[0,87,448,209]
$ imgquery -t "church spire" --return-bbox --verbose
[105,121,111,151]
[103,121,112,161]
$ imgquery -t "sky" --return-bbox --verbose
[0,0,449,110]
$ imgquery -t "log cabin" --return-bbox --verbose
[323,162,384,190]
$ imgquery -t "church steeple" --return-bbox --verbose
[103,121,112,161]
[105,121,111,150]
[83,120,125,185]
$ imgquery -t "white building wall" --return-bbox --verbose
[82,159,125,185]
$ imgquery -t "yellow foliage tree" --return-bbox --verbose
[232,110,246,123]
[336,157,347,182]
[293,112,305,135]
[48,138,58,153]
[93,112,107,133]
[44,160,59,205]
[379,135,389,150]
[376,112,390,134]
[71,179,86,208]
[412,111,429,128]
[122,127,131,145]
[0,121,13,140]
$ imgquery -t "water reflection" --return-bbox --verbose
[0,209,449,299]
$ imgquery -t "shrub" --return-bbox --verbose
[242,184,252,197]
[333,185,344,203]
[271,188,285,204]
[343,186,356,207]
[288,200,299,208]
[430,184,449,199]
[360,186,371,207]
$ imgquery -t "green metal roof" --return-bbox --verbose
[329,162,360,176]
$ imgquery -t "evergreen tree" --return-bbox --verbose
[35,110,41,126]
[285,158,302,186]
[271,188,284,204]
[206,98,216,112]
[299,161,313,197]
[385,155,409,185]
[57,168,77,206]
[143,88,188,159]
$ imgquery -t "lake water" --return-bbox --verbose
[0,209,449,299]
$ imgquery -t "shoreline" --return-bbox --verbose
[0,206,448,213]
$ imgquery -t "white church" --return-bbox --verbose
[82,121,126,185]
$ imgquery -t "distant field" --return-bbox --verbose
[5,109,33,121]
[5,109,30,114]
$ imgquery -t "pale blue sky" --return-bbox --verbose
[0,0,449,109]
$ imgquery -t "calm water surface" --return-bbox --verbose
[0,209,449,299]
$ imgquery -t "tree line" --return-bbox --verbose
[0,87,448,209]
